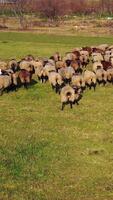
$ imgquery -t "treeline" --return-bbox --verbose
[1,0,113,19]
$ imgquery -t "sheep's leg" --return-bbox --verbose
[93,84,96,91]
[24,82,28,89]
[89,86,91,90]
[61,102,65,111]
[103,81,106,86]
[70,102,73,109]
[0,88,3,96]
[76,101,79,105]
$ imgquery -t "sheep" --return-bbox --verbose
[92,52,103,63]
[71,60,82,73]
[55,61,66,71]
[60,85,82,110]
[19,60,32,71]
[18,69,34,89]
[0,61,8,70]
[64,52,77,61]
[0,72,13,95]
[82,47,92,56]
[60,85,75,110]
[50,52,62,62]
[108,45,113,51]
[92,62,103,73]
[71,74,85,91]
[101,60,112,71]
[31,60,44,81]
[80,50,90,68]
[104,51,111,62]
[110,54,113,67]
[97,44,109,51]
[83,70,96,90]
[42,62,56,83]
[8,59,18,68]
[72,50,80,60]
[107,68,113,83]
[62,66,75,84]
[24,55,34,61]
[96,68,107,86]
[48,71,64,93]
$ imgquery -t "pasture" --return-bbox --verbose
[0,32,113,200]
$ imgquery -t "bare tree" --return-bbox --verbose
[12,0,31,29]
[37,0,71,20]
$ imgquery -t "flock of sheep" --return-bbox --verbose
[0,43,113,110]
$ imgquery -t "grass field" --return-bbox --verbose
[0,32,113,200]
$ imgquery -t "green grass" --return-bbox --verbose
[0,32,113,200]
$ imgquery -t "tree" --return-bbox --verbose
[37,0,71,20]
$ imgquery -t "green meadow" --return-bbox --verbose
[0,32,113,200]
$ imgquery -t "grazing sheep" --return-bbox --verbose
[72,50,80,60]
[50,52,62,62]
[60,84,82,110]
[48,71,64,93]
[42,62,56,83]
[55,61,66,71]
[18,69,33,89]
[24,55,34,61]
[63,66,75,83]
[83,70,96,90]
[19,60,33,72]
[110,55,113,67]
[107,68,113,83]
[92,52,104,63]
[80,50,90,68]
[71,60,82,73]
[96,68,107,85]
[60,85,75,110]
[64,52,77,61]
[71,74,85,91]
[92,62,103,73]
[0,72,13,95]
[0,61,8,70]
[101,60,112,71]
[82,47,92,56]
[97,44,109,51]
[34,60,44,81]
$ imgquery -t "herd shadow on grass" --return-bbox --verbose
[2,79,38,95]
